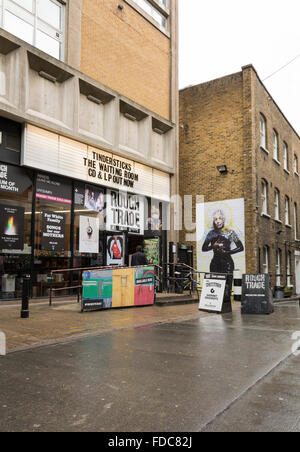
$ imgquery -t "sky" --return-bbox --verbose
[178,0,300,135]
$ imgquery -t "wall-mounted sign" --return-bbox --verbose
[0,204,25,250]
[36,173,72,205]
[41,211,65,251]
[83,150,139,189]
[199,273,227,313]
[79,216,99,253]
[107,234,125,266]
[106,189,144,235]
[0,164,32,194]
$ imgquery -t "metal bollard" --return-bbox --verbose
[21,276,31,319]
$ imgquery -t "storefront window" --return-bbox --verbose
[32,173,72,298]
[73,182,105,269]
[0,164,33,299]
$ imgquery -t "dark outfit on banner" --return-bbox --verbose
[202,227,244,274]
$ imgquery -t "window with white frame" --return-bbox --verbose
[294,154,298,174]
[295,203,298,240]
[283,142,289,171]
[276,249,281,286]
[285,195,290,225]
[274,188,280,221]
[287,251,292,286]
[0,0,65,60]
[273,130,279,161]
[263,246,269,274]
[132,0,168,31]
[260,114,267,149]
[261,179,268,215]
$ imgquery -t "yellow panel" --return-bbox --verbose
[112,268,135,308]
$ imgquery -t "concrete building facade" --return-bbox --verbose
[0,0,178,299]
[179,65,300,293]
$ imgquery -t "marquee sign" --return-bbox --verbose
[83,150,139,189]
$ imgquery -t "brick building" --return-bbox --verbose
[179,65,300,293]
[0,0,178,300]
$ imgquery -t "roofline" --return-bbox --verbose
[242,64,300,142]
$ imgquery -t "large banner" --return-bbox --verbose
[196,198,246,275]
[0,205,25,250]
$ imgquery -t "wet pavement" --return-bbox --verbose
[0,299,206,352]
[0,300,299,432]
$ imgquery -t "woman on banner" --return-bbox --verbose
[202,209,244,275]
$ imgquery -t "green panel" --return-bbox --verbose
[83,280,99,299]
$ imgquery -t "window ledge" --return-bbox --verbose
[273,158,281,166]
[284,169,290,175]
[261,213,271,219]
[295,171,300,177]
[286,224,292,229]
[260,146,269,155]
[275,219,282,224]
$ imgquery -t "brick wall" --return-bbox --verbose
[252,66,300,289]
[80,0,171,120]
[179,65,300,291]
[179,71,255,271]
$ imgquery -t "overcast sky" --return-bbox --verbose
[178,0,300,134]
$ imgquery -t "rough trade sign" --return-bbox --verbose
[106,189,144,235]
[241,274,274,314]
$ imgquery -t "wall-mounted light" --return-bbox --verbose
[124,112,137,121]
[153,128,164,135]
[87,94,103,105]
[117,3,124,10]
[217,165,228,174]
[38,71,57,84]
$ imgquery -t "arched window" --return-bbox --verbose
[276,249,282,286]
[261,179,268,215]
[263,246,269,274]
[273,130,279,161]
[274,188,280,221]
[284,142,289,171]
[285,196,290,225]
[260,114,267,149]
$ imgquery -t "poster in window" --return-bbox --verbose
[196,198,246,275]
[41,211,65,251]
[36,173,72,204]
[107,235,125,266]
[0,205,25,250]
[84,185,105,213]
[79,216,99,253]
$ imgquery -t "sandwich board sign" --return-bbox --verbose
[199,273,227,313]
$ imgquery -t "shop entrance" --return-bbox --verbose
[128,235,161,267]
